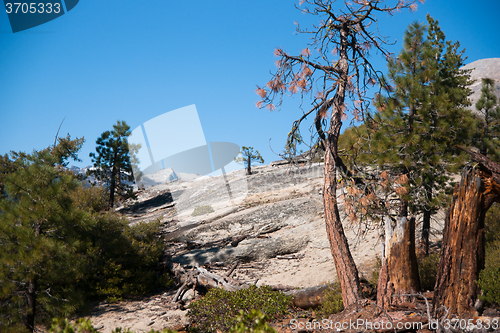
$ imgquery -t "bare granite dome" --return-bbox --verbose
[462,58,500,110]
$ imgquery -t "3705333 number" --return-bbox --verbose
[5,3,61,14]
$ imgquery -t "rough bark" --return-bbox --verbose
[318,24,363,308]
[432,165,500,316]
[377,216,420,310]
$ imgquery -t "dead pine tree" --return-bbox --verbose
[433,146,500,316]
[256,0,421,307]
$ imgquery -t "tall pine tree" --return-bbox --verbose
[89,121,135,209]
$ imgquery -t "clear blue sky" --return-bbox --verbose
[1,1,499,169]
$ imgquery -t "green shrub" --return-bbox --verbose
[187,285,291,332]
[50,318,98,333]
[229,309,277,333]
[191,205,214,216]
[317,283,344,318]
[69,184,108,213]
[477,202,500,306]
[485,203,500,244]
[478,242,500,306]
[418,253,440,291]
[82,217,174,302]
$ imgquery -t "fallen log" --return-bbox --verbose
[284,285,329,309]
[225,260,239,277]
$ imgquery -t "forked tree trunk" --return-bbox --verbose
[433,164,500,316]
[377,216,420,310]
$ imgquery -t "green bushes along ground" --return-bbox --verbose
[187,285,291,332]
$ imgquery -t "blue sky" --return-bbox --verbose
[1,1,499,171]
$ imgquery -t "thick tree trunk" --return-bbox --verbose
[432,166,499,316]
[377,216,420,310]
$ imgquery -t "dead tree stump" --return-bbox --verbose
[433,147,500,316]
[377,216,420,310]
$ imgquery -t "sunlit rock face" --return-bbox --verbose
[462,58,500,111]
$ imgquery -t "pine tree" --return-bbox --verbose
[234,146,264,175]
[89,121,135,209]
[474,78,500,161]
[0,140,89,333]
[351,14,474,243]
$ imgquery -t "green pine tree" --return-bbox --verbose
[234,146,264,175]
[342,15,475,255]
[89,121,136,209]
[474,78,500,161]
[0,139,89,333]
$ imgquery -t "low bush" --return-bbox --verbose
[478,244,500,306]
[82,217,174,302]
[50,318,98,333]
[187,285,291,332]
[477,203,500,306]
[229,309,277,333]
[317,283,344,318]
[418,253,440,291]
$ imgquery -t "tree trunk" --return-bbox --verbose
[377,216,420,310]
[109,149,119,208]
[420,185,432,257]
[26,276,37,333]
[26,221,40,333]
[246,156,251,175]
[323,146,363,307]
[320,24,362,307]
[432,165,499,316]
